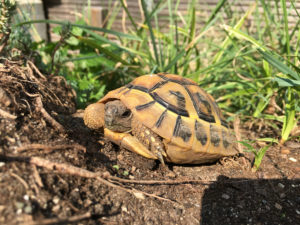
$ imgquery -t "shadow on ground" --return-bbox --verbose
[200,176,300,225]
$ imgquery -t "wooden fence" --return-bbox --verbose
[43,0,299,40]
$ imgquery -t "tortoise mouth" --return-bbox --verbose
[105,121,132,133]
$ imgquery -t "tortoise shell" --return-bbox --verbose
[98,73,236,163]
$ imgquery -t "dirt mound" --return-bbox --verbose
[0,59,299,224]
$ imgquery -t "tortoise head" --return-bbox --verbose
[84,100,132,132]
[104,100,132,132]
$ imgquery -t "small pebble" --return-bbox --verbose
[296,209,300,215]
[280,148,290,154]
[131,166,136,172]
[289,157,297,162]
[121,206,128,213]
[275,203,282,210]
[278,183,285,189]
[23,195,29,201]
[52,204,60,213]
[52,196,60,204]
[16,208,22,215]
[83,199,92,207]
[117,154,124,161]
[133,192,145,200]
[280,193,286,198]
[222,194,230,200]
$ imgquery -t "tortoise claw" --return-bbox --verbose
[156,151,165,166]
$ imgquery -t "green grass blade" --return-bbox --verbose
[76,36,132,67]
[119,0,138,32]
[214,2,256,63]
[281,88,297,143]
[223,25,300,80]
[281,0,290,60]
[141,0,160,69]
[252,145,270,172]
[274,77,300,87]
[17,19,142,41]
[258,50,300,80]
[164,0,226,72]
[205,0,227,29]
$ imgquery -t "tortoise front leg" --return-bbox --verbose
[104,128,158,160]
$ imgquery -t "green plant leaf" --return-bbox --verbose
[252,145,270,172]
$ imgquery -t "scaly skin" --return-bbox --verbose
[131,118,167,165]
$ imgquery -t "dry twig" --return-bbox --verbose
[9,172,29,190]
[15,211,92,225]
[31,164,44,188]
[233,115,243,153]
[35,97,65,133]
[15,143,86,153]
[106,175,212,185]
[0,108,16,119]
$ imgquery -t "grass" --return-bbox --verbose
[8,0,300,146]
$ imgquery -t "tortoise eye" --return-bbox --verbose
[121,109,131,118]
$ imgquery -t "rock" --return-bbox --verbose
[222,194,230,199]
[289,157,297,162]
[280,148,290,154]
[275,203,282,210]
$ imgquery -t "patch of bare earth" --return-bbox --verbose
[0,59,299,225]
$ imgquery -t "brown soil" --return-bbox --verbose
[0,59,299,225]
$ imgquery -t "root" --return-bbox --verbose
[35,97,65,133]
[13,212,92,225]
[0,108,16,119]
[15,143,86,153]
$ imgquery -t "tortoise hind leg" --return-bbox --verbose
[131,118,167,165]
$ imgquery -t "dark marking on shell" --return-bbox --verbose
[131,85,149,92]
[155,109,167,128]
[221,120,228,128]
[173,116,192,142]
[157,74,198,86]
[148,80,168,92]
[183,86,215,123]
[195,92,212,114]
[194,120,207,146]
[150,92,189,117]
[123,84,133,95]
[222,129,231,148]
[210,125,220,147]
[169,90,186,109]
[117,86,127,94]
[123,89,131,95]
[135,101,155,111]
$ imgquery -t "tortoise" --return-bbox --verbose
[84,73,237,164]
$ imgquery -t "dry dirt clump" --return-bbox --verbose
[0,59,299,225]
